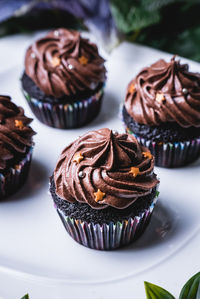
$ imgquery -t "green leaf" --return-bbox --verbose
[144,281,175,299]
[110,0,160,33]
[156,191,160,197]
[141,0,177,12]
[21,294,29,299]
[111,0,200,62]
[179,272,200,299]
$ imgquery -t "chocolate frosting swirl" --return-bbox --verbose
[25,28,106,98]
[0,96,36,171]
[54,128,159,210]
[125,57,200,127]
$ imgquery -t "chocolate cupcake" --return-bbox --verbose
[21,28,106,129]
[50,128,159,250]
[0,96,36,199]
[123,56,200,167]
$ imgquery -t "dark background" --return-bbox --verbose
[1,0,200,61]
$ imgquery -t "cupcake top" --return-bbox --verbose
[125,56,200,128]
[25,28,106,98]
[54,128,159,210]
[0,96,36,171]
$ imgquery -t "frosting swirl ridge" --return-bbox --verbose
[0,96,36,170]
[25,28,106,98]
[125,57,200,127]
[54,128,159,209]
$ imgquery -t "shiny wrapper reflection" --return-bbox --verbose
[0,147,33,199]
[126,127,200,168]
[22,85,105,129]
[55,195,158,250]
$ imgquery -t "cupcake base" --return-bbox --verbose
[56,197,157,250]
[22,88,104,129]
[122,106,200,167]
[126,127,200,168]
[21,73,105,129]
[0,147,33,199]
[122,105,200,143]
[50,178,159,250]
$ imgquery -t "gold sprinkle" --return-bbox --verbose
[156,92,166,104]
[15,165,21,170]
[128,83,136,94]
[15,120,24,130]
[51,56,60,67]
[142,151,153,160]
[73,152,84,164]
[79,55,88,65]
[129,167,140,178]
[75,219,79,225]
[124,220,128,226]
[94,189,105,202]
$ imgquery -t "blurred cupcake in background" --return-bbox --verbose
[0,95,36,199]
[123,56,200,167]
[50,128,159,250]
[22,28,106,129]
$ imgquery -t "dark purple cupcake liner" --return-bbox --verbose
[126,127,200,168]
[0,147,33,199]
[55,194,158,250]
[22,85,105,129]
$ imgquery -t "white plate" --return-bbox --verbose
[0,33,200,299]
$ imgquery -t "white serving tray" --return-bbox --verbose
[0,32,199,299]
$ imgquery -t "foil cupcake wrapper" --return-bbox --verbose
[22,86,105,129]
[56,195,158,250]
[0,147,33,199]
[126,127,200,168]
